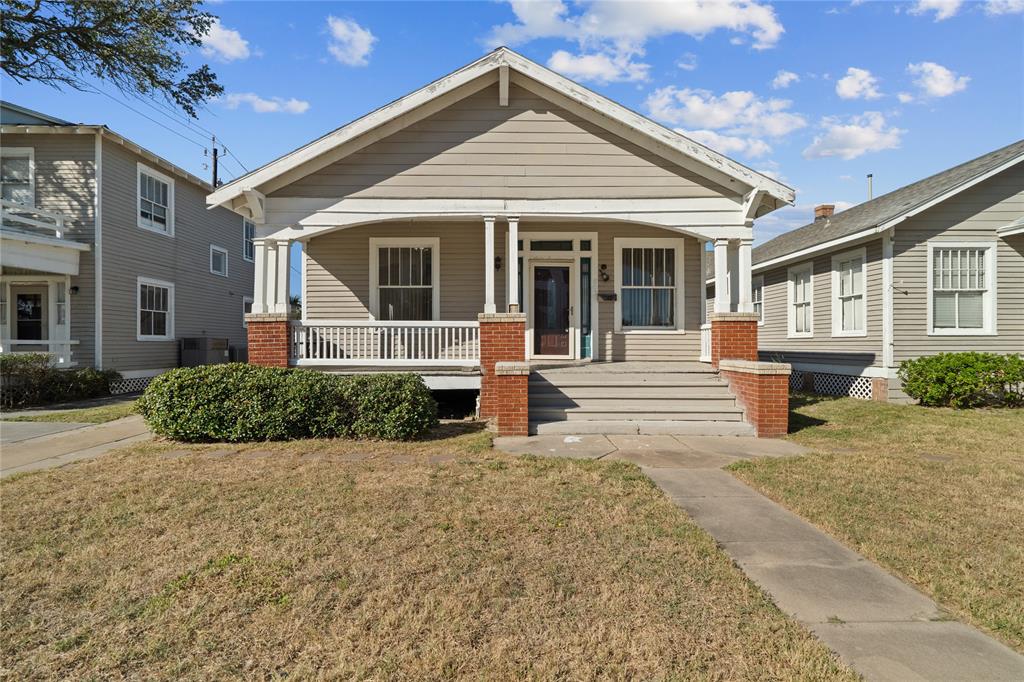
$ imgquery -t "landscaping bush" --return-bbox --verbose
[136,363,439,442]
[899,352,1024,408]
[0,353,121,409]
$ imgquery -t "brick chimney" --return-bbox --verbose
[814,204,835,222]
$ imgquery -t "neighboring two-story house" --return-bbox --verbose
[709,140,1023,402]
[1,101,254,390]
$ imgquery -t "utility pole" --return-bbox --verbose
[211,135,220,187]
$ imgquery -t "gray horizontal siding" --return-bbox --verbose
[272,84,732,201]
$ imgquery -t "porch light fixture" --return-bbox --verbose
[599,264,610,282]
[494,256,502,271]
[69,285,80,295]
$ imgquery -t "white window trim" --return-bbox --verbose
[243,218,255,262]
[242,295,253,328]
[613,237,686,333]
[926,241,997,336]
[210,244,229,277]
[787,261,814,339]
[136,162,175,236]
[831,246,868,338]
[751,274,765,326]
[136,276,175,341]
[0,147,35,206]
[368,237,441,321]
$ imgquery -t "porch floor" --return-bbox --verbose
[528,360,715,374]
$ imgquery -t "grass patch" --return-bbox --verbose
[1,425,854,679]
[730,395,1024,651]
[4,400,136,424]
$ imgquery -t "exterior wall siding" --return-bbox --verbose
[891,164,1024,362]
[272,83,732,201]
[100,138,254,372]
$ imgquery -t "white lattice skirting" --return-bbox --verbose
[110,376,154,395]
[812,372,873,400]
[788,370,805,392]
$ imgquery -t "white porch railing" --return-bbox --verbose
[0,339,79,367]
[699,323,712,363]
[290,320,480,366]
[0,199,66,239]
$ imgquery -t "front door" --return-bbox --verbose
[533,265,572,357]
[12,285,47,349]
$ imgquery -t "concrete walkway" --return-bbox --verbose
[494,434,1024,682]
[0,415,151,478]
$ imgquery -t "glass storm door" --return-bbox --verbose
[533,265,571,357]
[13,287,46,343]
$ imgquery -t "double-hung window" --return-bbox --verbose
[370,238,440,321]
[243,219,255,261]
[787,262,813,338]
[210,245,228,277]
[929,243,995,334]
[831,248,866,336]
[138,163,174,235]
[137,277,174,341]
[752,275,764,324]
[616,239,683,330]
[0,148,34,205]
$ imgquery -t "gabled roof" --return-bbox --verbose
[753,139,1024,269]
[0,100,71,126]
[208,47,794,209]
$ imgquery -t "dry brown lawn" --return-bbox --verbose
[731,396,1024,652]
[2,425,854,680]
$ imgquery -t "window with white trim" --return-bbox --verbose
[371,239,439,321]
[831,248,866,336]
[210,245,228,277]
[243,219,255,261]
[752,275,764,324]
[0,148,34,205]
[787,263,813,338]
[929,244,995,334]
[242,296,253,327]
[138,164,173,235]
[620,245,677,328]
[137,278,174,340]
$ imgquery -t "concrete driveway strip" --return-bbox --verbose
[1,415,151,477]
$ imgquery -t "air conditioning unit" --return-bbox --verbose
[179,337,230,367]
[229,345,248,363]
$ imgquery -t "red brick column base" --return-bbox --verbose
[710,312,759,369]
[719,359,791,438]
[478,313,527,435]
[246,313,290,368]
[493,362,529,436]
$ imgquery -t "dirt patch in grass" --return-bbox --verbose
[2,425,854,680]
[4,400,137,424]
[731,396,1024,652]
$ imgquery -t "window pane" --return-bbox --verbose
[652,288,674,326]
[388,248,400,285]
[153,311,167,336]
[379,288,431,321]
[530,240,573,251]
[621,288,649,327]
[422,248,432,286]
[1,157,30,181]
[2,184,31,203]
[621,248,633,287]
[642,248,653,286]
[933,292,956,328]
[957,292,984,328]
[140,309,153,336]
[410,247,422,285]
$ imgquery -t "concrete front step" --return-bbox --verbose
[529,386,735,400]
[530,395,738,408]
[531,408,745,422]
[530,374,720,387]
[529,420,756,436]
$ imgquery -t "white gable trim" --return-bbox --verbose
[208,48,793,210]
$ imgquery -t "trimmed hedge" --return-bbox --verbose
[0,353,121,409]
[136,363,439,442]
[899,352,1024,408]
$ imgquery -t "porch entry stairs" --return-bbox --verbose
[527,362,754,436]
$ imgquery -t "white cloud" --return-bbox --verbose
[646,86,807,138]
[985,0,1024,13]
[835,67,882,100]
[326,16,376,66]
[220,93,310,114]
[547,49,649,84]
[803,112,905,160]
[897,92,915,103]
[907,61,970,97]
[679,128,772,158]
[908,0,963,20]
[771,70,800,89]
[201,19,250,61]
[677,52,698,71]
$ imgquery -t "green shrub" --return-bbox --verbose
[0,353,121,409]
[136,363,439,442]
[899,352,1024,408]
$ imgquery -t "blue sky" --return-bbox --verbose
[4,0,1022,293]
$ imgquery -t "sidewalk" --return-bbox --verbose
[495,434,1024,682]
[0,415,151,478]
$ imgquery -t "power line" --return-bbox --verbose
[88,88,207,150]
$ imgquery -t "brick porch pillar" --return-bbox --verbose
[478,312,526,434]
[718,359,791,438]
[246,313,290,367]
[710,312,759,369]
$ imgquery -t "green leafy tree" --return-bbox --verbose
[1,0,223,116]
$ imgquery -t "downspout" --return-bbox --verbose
[882,227,894,375]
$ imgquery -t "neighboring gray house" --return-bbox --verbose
[710,140,1023,401]
[0,102,254,389]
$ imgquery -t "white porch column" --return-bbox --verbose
[714,238,730,313]
[699,240,708,324]
[737,238,753,313]
[484,215,496,314]
[252,238,269,314]
[507,215,520,312]
[727,240,740,311]
[273,239,291,315]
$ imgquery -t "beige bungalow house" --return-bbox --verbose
[208,48,795,436]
